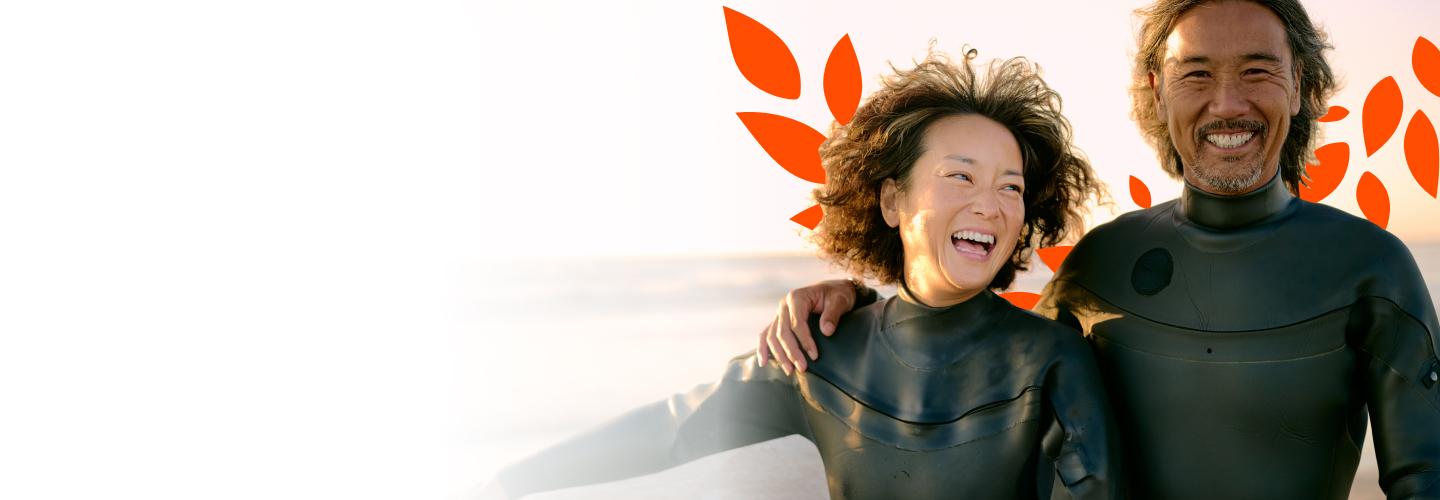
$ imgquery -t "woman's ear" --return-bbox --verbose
[880,178,901,228]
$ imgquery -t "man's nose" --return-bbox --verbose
[1209,78,1250,118]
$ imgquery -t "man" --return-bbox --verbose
[759,0,1440,498]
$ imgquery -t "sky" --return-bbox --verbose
[0,1,1436,499]
[475,0,1440,257]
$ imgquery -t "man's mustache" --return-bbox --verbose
[1195,119,1268,139]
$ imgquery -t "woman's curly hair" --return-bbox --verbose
[810,46,1107,290]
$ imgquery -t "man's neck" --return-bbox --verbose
[1180,171,1294,230]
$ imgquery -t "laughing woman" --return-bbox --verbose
[481,48,1119,500]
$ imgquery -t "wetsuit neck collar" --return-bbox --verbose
[884,286,1008,368]
[1180,171,1293,230]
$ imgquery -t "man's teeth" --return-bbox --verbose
[1206,132,1254,148]
[951,230,995,245]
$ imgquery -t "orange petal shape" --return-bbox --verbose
[1035,246,1074,273]
[1416,37,1440,98]
[736,112,826,183]
[1299,142,1349,202]
[790,204,823,229]
[824,34,862,126]
[1356,171,1390,229]
[722,7,800,100]
[999,292,1041,310]
[1362,76,1403,157]
[1317,106,1349,122]
[1405,111,1438,198]
[1129,175,1152,209]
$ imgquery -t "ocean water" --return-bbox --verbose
[457,241,1440,499]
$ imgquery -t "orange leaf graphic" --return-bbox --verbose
[736,112,826,183]
[1416,36,1440,98]
[1299,142,1349,202]
[1405,110,1438,198]
[1035,246,1074,273]
[1317,106,1349,122]
[1362,76,1403,157]
[722,7,801,100]
[1356,171,1390,229]
[1129,175,1152,209]
[824,34,862,126]
[999,292,1041,310]
[790,204,823,229]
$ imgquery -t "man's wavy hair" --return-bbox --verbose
[1129,0,1339,192]
[810,47,1107,290]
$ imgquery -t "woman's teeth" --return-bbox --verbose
[951,231,994,256]
[1206,132,1254,148]
[952,230,995,245]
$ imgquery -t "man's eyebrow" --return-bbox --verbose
[944,155,975,164]
[1178,55,1211,65]
[1241,51,1283,64]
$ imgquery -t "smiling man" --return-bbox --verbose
[759,0,1440,497]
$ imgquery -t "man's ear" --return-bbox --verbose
[880,178,901,228]
[1290,60,1304,116]
[1150,71,1167,121]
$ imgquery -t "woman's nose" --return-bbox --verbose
[970,191,1000,217]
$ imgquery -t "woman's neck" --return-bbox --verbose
[902,272,984,308]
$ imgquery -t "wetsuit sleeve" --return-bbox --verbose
[1354,295,1440,498]
[1039,330,1125,500]
[854,283,880,309]
[492,353,809,499]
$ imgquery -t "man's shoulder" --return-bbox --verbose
[1288,199,1408,252]
[1051,200,1179,280]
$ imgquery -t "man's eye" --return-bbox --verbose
[1186,71,1210,78]
[1244,68,1269,75]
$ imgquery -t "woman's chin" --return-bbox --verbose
[939,258,997,294]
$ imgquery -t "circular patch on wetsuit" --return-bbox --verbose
[1132,248,1173,296]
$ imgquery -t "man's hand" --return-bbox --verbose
[756,279,858,375]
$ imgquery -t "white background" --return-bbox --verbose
[0,1,1436,498]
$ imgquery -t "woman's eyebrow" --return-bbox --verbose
[1003,169,1023,177]
[943,154,976,164]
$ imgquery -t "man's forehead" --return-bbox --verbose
[1163,2,1290,64]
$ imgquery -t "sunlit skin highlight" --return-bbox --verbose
[1150,1,1302,195]
[880,114,1025,308]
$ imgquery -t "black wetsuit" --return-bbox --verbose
[495,288,1123,500]
[1032,174,1440,499]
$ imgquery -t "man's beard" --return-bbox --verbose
[1189,119,1268,193]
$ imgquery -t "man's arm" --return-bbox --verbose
[756,279,878,374]
[1359,297,1440,499]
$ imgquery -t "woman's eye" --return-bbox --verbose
[1003,185,1022,193]
[952,173,970,181]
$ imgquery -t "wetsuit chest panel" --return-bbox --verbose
[797,372,1044,451]
[1066,287,1362,499]
[801,400,1043,500]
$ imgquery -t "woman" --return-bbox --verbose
[483,48,1118,500]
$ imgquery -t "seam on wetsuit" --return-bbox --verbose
[1095,336,1348,364]
[798,382,1044,453]
[1053,279,1426,334]
[1366,354,1440,418]
[803,369,1043,426]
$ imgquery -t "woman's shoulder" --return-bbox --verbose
[992,302,1093,360]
